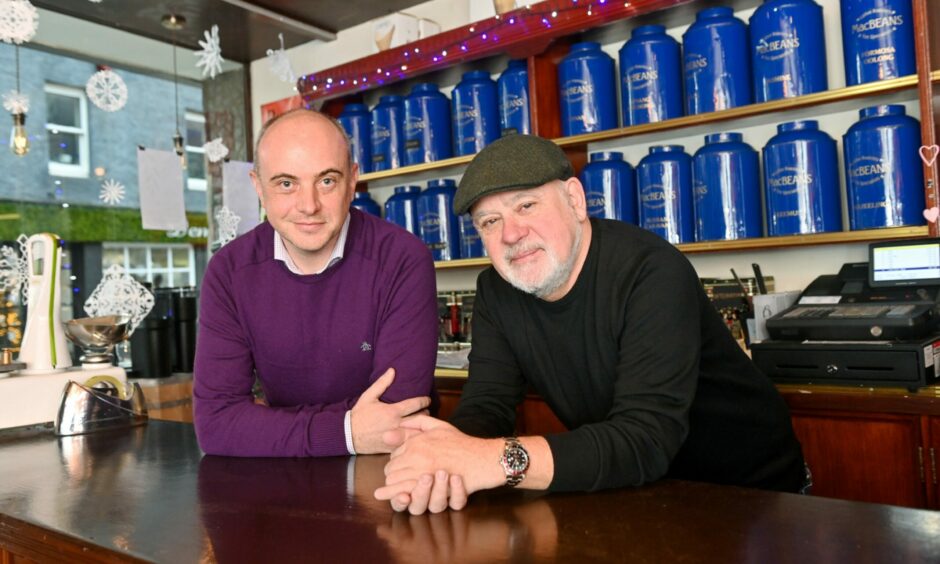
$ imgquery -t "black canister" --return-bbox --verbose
[130,316,172,378]
[173,290,198,373]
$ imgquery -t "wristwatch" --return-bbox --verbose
[499,437,529,487]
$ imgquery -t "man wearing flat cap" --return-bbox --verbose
[376,135,807,514]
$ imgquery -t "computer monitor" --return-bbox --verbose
[869,239,940,287]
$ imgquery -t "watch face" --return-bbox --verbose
[504,446,529,474]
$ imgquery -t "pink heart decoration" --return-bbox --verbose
[920,145,940,167]
[924,207,940,223]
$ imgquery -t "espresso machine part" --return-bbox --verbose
[63,315,131,380]
[18,233,71,374]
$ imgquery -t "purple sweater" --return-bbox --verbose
[194,209,438,457]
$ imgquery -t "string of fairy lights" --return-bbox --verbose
[298,0,646,99]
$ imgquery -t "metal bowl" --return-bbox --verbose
[64,316,131,363]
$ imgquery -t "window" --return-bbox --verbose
[45,84,90,178]
[102,243,196,288]
[185,111,207,191]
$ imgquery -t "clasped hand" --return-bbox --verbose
[374,415,504,514]
[350,368,431,454]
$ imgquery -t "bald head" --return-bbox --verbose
[253,108,353,174]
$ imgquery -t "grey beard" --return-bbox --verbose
[507,221,583,299]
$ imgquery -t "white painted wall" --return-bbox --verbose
[247,0,924,294]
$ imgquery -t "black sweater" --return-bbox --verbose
[450,219,805,493]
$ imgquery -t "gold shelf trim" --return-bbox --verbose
[432,226,928,269]
[360,72,939,183]
[434,368,468,378]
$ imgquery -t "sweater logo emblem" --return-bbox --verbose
[360,341,372,352]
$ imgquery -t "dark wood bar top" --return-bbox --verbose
[1,423,939,563]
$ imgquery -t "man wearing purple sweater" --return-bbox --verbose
[194,109,438,457]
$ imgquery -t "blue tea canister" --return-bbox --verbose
[637,145,695,244]
[338,103,372,174]
[692,133,762,241]
[384,185,421,236]
[452,70,500,156]
[620,25,684,125]
[371,95,405,172]
[763,120,842,236]
[417,179,461,260]
[841,0,916,86]
[458,214,486,258]
[749,0,828,102]
[351,191,381,217]
[843,104,925,229]
[682,7,753,115]
[498,59,530,135]
[579,152,637,223]
[558,42,618,136]
[404,83,453,166]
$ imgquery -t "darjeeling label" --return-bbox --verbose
[755,31,800,61]
[852,8,904,40]
[768,166,813,196]
[849,155,889,187]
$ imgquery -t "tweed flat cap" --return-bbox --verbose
[454,134,574,215]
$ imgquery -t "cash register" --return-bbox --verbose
[751,238,940,390]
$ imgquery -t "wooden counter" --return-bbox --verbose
[1,421,940,563]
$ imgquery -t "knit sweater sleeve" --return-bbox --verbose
[448,271,526,438]
[544,250,702,492]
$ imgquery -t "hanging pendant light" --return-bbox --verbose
[9,46,29,156]
[162,14,187,169]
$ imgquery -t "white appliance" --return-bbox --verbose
[17,233,71,373]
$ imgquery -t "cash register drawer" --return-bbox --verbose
[752,338,940,389]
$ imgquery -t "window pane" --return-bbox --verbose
[186,121,205,147]
[102,248,124,268]
[151,273,168,288]
[46,93,80,127]
[187,152,206,181]
[151,248,168,268]
[173,272,191,287]
[127,248,146,270]
[48,131,80,165]
[172,248,191,268]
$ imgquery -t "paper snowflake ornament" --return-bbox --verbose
[2,90,28,114]
[0,234,29,303]
[266,33,296,85]
[0,0,38,44]
[203,137,229,163]
[214,206,240,247]
[84,264,154,335]
[86,69,128,112]
[99,178,125,205]
[195,24,224,79]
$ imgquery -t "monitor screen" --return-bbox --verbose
[869,239,940,287]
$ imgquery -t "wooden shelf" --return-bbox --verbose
[431,226,929,270]
[360,71,938,184]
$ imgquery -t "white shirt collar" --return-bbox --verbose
[273,213,351,275]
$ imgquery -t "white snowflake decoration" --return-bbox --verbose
[2,90,28,114]
[84,264,154,335]
[99,178,125,206]
[195,24,224,79]
[0,234,29,304]
[214,206,240,247]
[266,33,296,85]
[203,137,229,163]
[85,69,128,112]
[0,0,38,44]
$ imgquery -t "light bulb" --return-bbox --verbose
[173,131,187,169]
[9,112,29,156]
